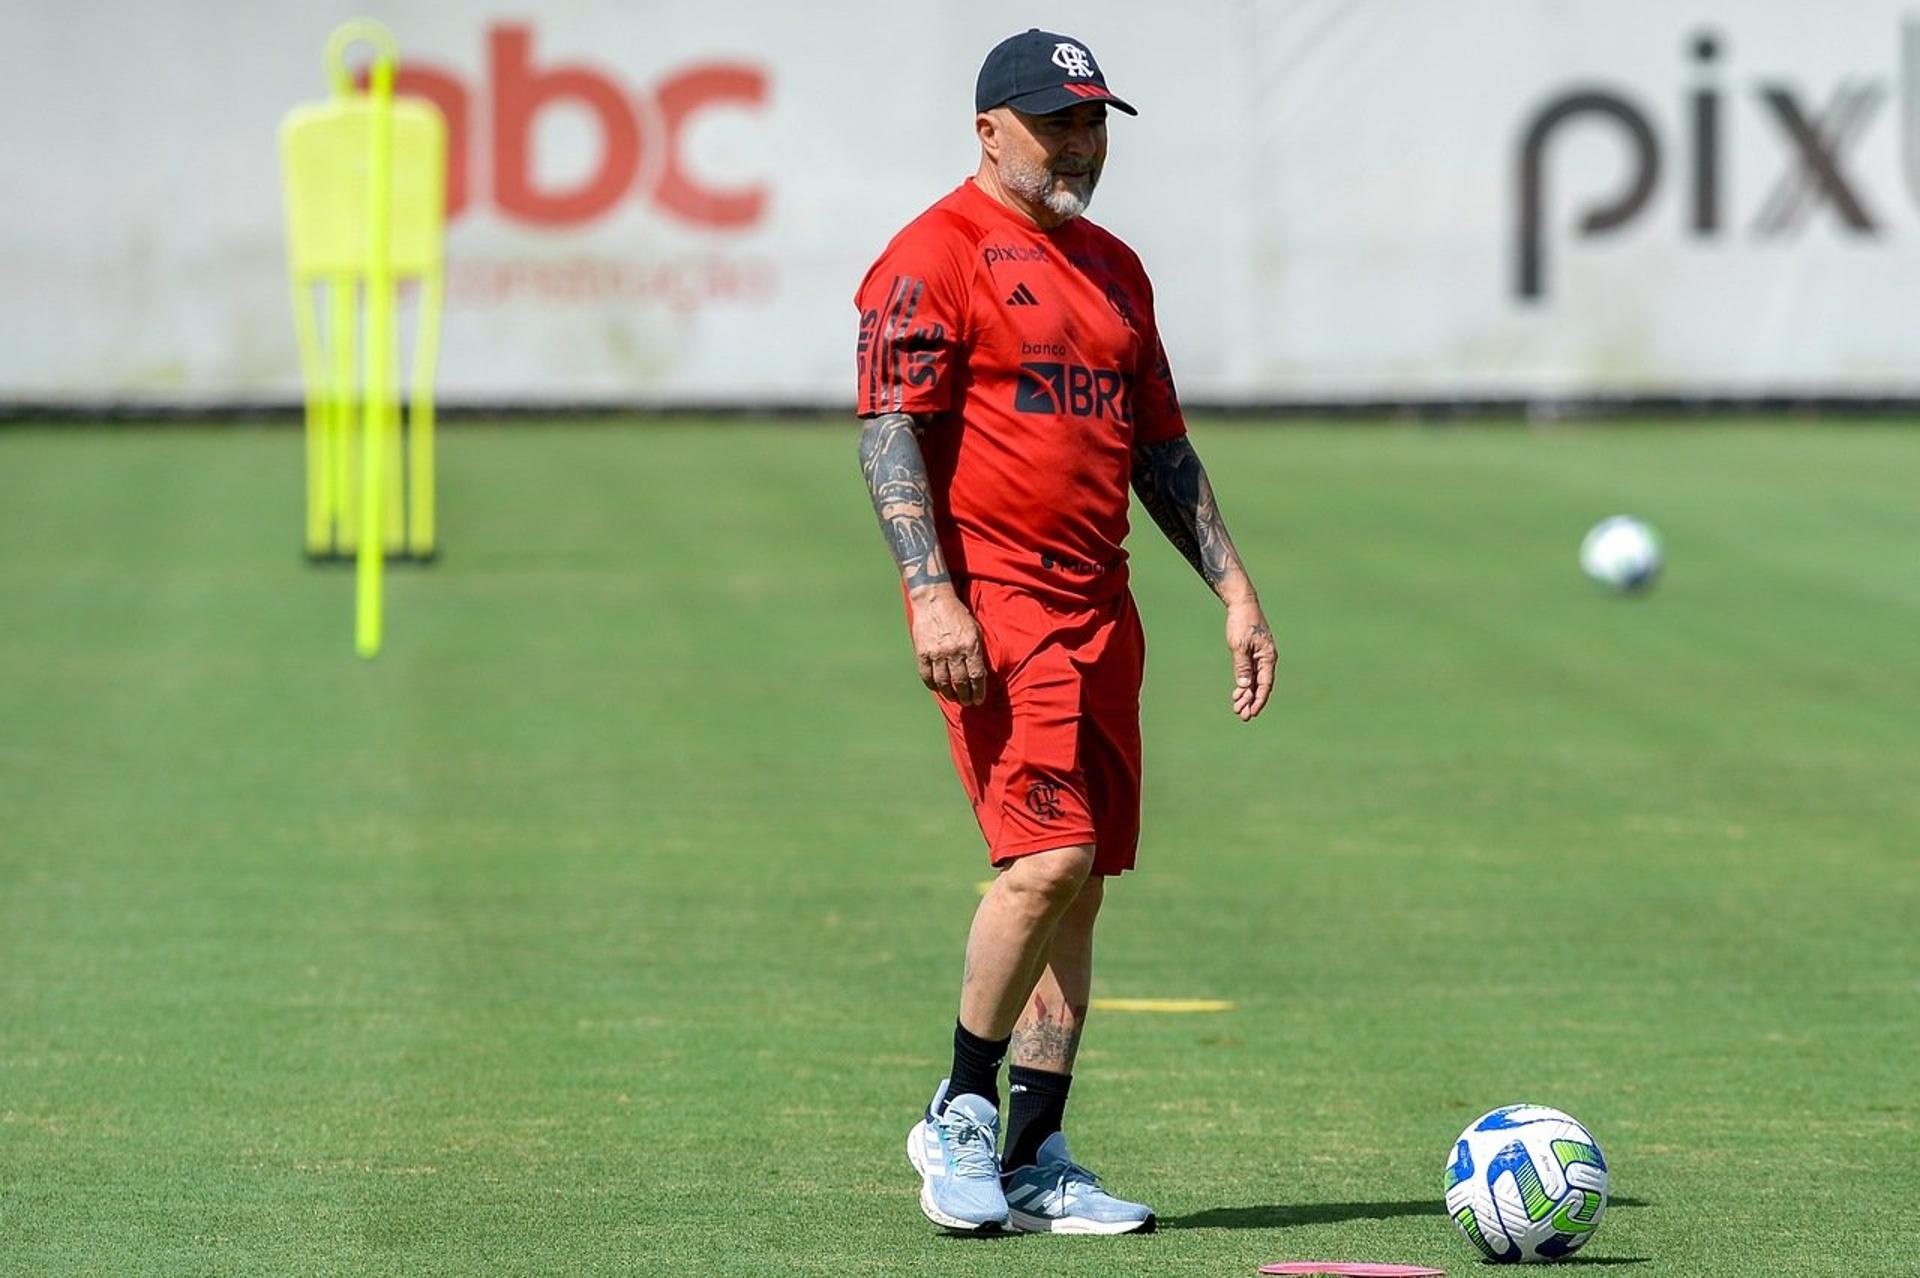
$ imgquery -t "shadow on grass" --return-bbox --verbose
[932,1228,1022,1243]
[1165,1196,1652,1231]
[1555,1260,1651,1267]
[1165,1200,1437,1230]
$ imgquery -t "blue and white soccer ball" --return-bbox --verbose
[1444,1104,1609,1263]
[1579,515,1663,593]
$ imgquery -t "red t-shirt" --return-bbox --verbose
[854,178,1187,605]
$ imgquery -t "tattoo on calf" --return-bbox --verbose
[1011,993,1089,1071]
[1130,436,1242,590]
[858,411,950,592]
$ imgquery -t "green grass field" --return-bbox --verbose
[2,420,1916,1277]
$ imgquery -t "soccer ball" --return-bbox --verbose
[1579,516,1662,593]
[1444,1104,1609,1263]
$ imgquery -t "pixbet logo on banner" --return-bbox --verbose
[1514,24,1920,300]
[390,24,768,229]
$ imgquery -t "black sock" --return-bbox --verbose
[946,1020,1011,1113]
[1002,1064,1072,1170]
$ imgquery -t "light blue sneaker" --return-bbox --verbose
[1001,1131,1156,1234]
[905,1080,1010,1232]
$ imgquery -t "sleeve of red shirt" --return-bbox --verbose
[853,225,969,419]
[1130,269,1189,445]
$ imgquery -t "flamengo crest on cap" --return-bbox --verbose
[1052,43,1095,77]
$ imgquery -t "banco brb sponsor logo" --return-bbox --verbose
[389,22,768,229]
[1514,22,1920,300]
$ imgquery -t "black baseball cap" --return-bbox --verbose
[975,29,1137,117]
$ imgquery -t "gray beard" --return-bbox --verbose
[1042,183,1091,220]
[1001,153,1097,221]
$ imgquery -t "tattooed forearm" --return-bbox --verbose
[1130,436,1247,594]
[858,411,951,593]
[1010,993,1087,1072]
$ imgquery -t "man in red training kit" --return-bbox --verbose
[855,29,1277,1234]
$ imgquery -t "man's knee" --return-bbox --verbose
[1065,874,1105,924]
[999,844,1096,914]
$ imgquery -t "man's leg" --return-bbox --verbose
[997,874,1155,1234]
[1004,875,1100,1168]
[910,842,1093,1232]
[947,843,1095,1110]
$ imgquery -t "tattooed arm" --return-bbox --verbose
[1131,436,1251,596]
[1131,436,1278,720]
[858,412,989,705]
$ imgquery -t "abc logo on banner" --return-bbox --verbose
[388,23,768,230]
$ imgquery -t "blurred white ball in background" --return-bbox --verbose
[1580,516,1663,593]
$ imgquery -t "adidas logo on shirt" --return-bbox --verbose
[1005,282,1038,306]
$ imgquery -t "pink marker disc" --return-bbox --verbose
[1259,1258,1443,1266]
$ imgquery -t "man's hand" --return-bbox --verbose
[1225,598,1277,721]
[911,585,990,706]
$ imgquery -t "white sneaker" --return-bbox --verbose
[905,1080,1010,1232]
[1001,1131,1156,1234]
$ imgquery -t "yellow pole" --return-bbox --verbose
[383,369,406,555]
[355,33,396,658]
[291,280,331,555]
[409,268,442,558]
[328,273,357,553]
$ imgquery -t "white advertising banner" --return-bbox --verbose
[5,0,1920,405]
[1252,0,1920,398]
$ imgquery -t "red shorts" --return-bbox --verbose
[920,580,1146,877]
